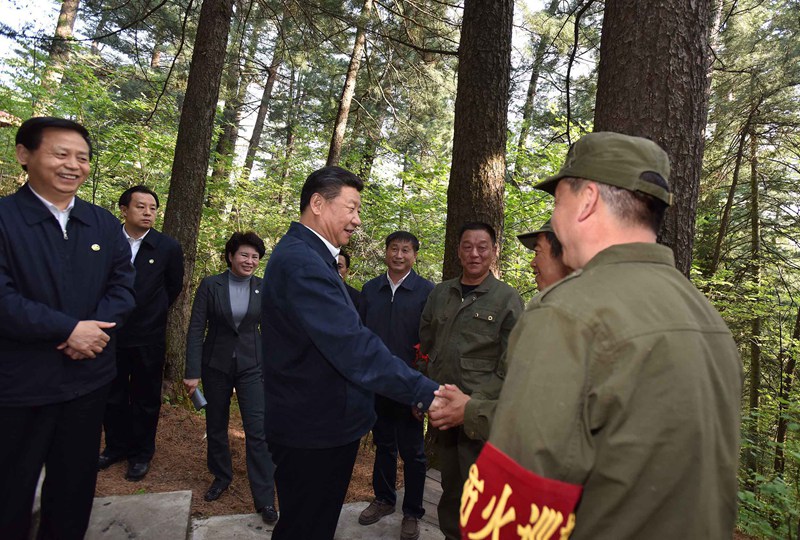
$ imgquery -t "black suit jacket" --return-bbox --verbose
[118,228,184,347]
[185,271,263,378]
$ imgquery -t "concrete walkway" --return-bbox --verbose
[83,469,445,539]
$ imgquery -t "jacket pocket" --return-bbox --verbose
[459,356,497,394]
[467,310,498,335]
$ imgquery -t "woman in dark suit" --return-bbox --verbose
[183,231,278,524]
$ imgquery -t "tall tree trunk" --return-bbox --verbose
[442,0,514,280]
[36,0,81,114]
[151,28,164,68]
[326,0,374,167]
[708,128,748,276]
[516,0,559,159]
[593,0,713,277]
[244,27,284,179]
[279,66,306,191]
[709,86,762,274]
[90,10,108,56]
[162,0,236,393]
[211,4,256,184]
[744,126,761,488]
[774,306,800,476]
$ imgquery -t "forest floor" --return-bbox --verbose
[96,402,758,539]
[95,401,380,518]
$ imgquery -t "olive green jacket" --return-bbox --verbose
[490,243,743,539]
[420,273,523,441]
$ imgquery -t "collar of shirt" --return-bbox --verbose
[28,184,75,234]
[122,225,150,263]
[122,225,151,242]
[302,224,340,260]
[386,270,411,295]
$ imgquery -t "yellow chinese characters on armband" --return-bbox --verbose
[459,443,583,540]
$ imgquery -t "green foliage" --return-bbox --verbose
[2,2,800,535]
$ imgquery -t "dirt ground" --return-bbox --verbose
[95,401,382,518]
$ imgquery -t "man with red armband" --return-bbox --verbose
[463,132,742,539]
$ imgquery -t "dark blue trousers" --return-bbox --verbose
[371,395,427,518]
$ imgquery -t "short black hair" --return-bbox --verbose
[385,231,420,252]
[459,222,497,245]
[543,231,563,258]
[15,117,93,171]
[300,166,364,213]
[224,231,266,267]
[119,185,160,208]
[338,250,351,269]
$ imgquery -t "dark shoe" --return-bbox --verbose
[125,461,150,481]
[358,499,395,525]
[204,482,228,502]
[259,505,278,525]
[401,515,420,540]
[98,453,124,471]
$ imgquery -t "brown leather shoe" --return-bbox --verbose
[358,499,395,525]
[401,515,420,540]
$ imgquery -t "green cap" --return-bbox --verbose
[517,219,553,250]
[534,132,672,206]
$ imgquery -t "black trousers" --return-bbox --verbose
[0,383,111,540]
[371,395,426,518]
[103,343,166,463]
[436,427,484,540]
[203,363,276,510]
[269,439,360,540]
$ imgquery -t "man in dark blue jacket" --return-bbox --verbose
[357,231,434,540]
[100,185,184,481]
[261,166,443,540]
[0,117,136,540]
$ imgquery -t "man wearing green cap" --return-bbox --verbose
[517,219,573,291]
[462,132,743,539]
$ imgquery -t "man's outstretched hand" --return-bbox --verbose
[428,384,470,430]
[413,385,447,421]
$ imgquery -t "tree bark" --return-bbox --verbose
[162,0,236,392]
[516,0,559,158]
[326,0,374,167]
[36,0,81,114]
[708,127,748,276]
[593,0,713,277]
[774,306,799,476]
[211,4,260,184]
[244,13,285,179]
[744,126,760,488]
[442,0,514,280]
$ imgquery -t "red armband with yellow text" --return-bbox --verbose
[460,442,583,540]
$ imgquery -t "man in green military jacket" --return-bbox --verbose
[466,132,743,540]
[419,221,523,540]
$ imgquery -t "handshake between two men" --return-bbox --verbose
[414,384,472,432]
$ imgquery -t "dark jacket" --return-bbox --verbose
[358,269,433,367]
[185,271,263,378]
[117,228,184,347]
[0,184,136,406]
[345,282,361,310]
[261,222,439,449]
